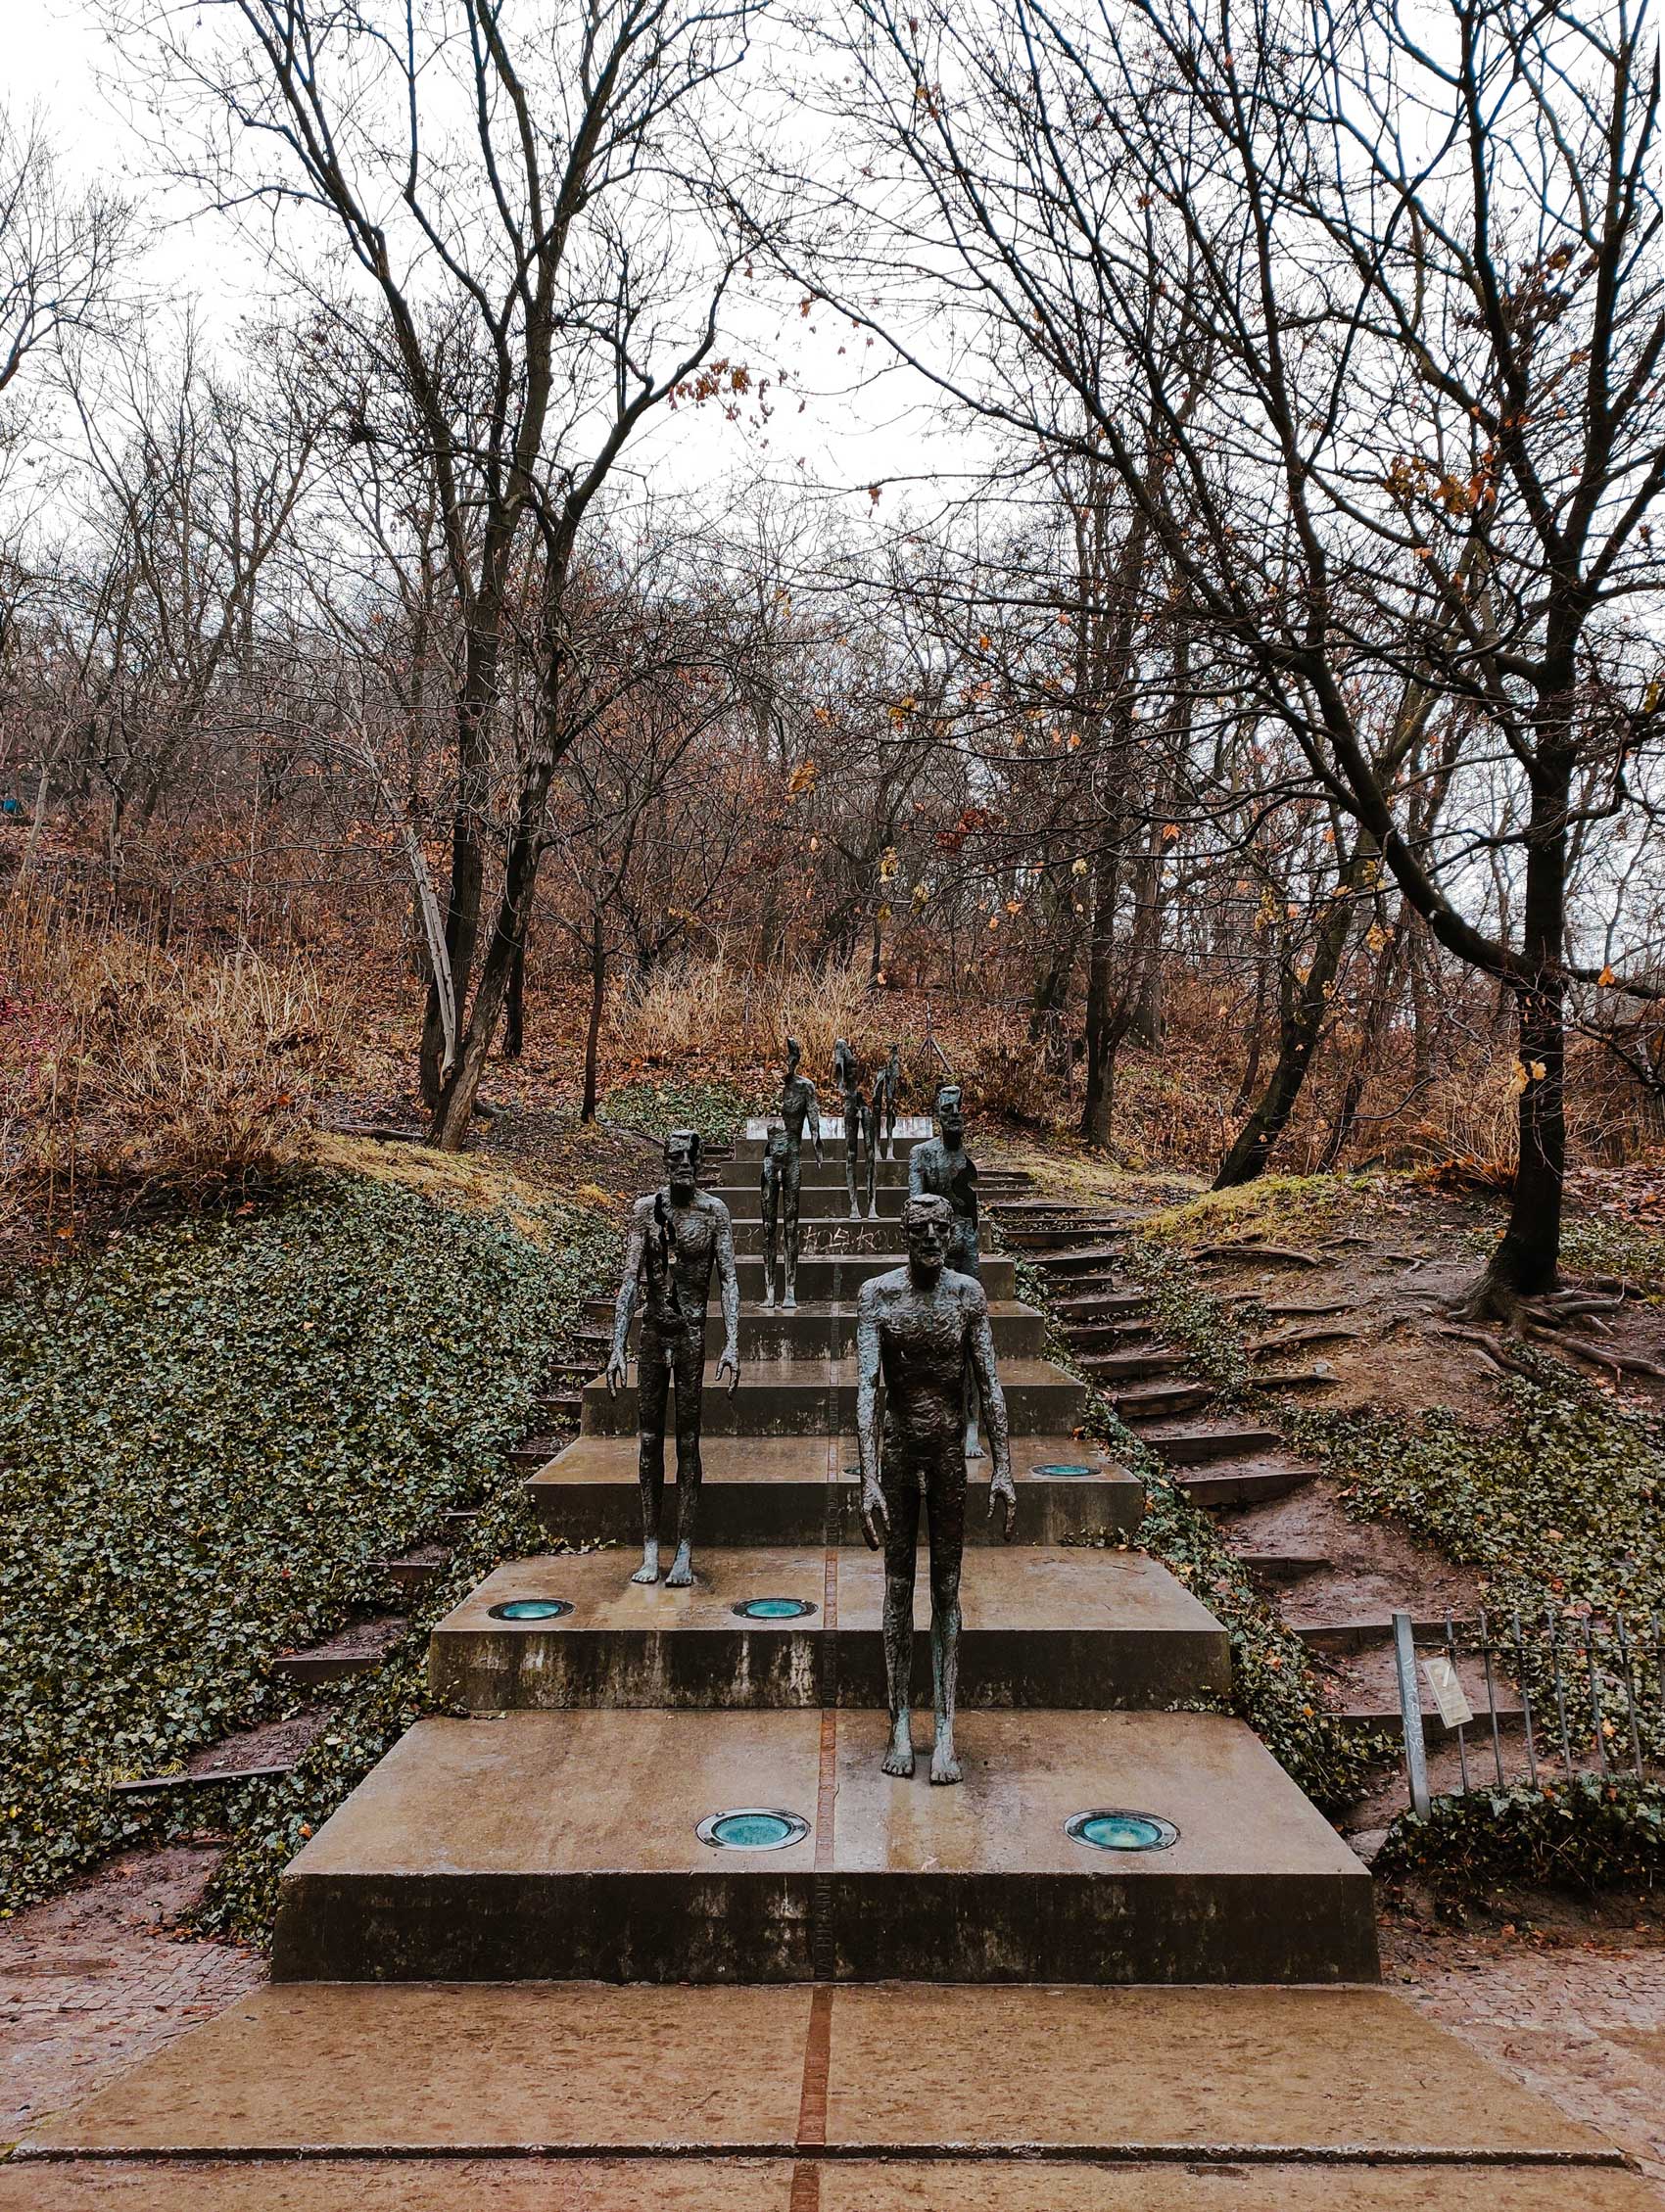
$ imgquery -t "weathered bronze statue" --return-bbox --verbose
[908,1084,984,1454]
[833,1036,877,1220]
[767,1037,823,1311]
[759,1125,791,1311]
[606,1129,740,1586]
[858,1193,1015,1784]
[871,1044,902,1160]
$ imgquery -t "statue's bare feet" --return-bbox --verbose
[930,1735,963,1786]
[783,1290,796,1311]
[665,1544,694,1589]
[763,1285,776,1309]
[967,1439,986,1462]
[631,1548,660,1585]
[882,1718,916,1777]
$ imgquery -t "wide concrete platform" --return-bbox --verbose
[733,1252,1017,1301]
[528,1434,1145,1545]
[586,1296,1049,1361]
[9,2164,1654,2212]
[18,1983,1633,2183]
[426,1546,1230,1711]
[268,1709,1377,1984]
[583,1354,1082,1437]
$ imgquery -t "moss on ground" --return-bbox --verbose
[1377,1774,1665,1894]
[1556,1213,1665,1302]
[599,1077,750,1145]
[0,1173,614,1917]
[198,1462,577,1944]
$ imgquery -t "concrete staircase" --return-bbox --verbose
[15,1132,1649,2206]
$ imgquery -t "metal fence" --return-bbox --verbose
[1390,1607,1664,1816]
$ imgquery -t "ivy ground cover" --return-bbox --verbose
[0,1173,612,1915]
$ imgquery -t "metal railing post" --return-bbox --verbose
[1394,1610,1432,1821]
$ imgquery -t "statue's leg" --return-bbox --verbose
[762,1185,778,1309]
[783,1158,800,1309]
[926,1448,966,1784]
[864,1110,878,1218]
[665,1324,704,1587]
[633,1333,670,1582]
[884,1105,896,1162]
[880,1464,923,1777]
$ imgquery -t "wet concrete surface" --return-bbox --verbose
[428,1545,1230,1711]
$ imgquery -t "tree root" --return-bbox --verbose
[1436,1324,1540,1378]
[1195,1242,1322,1267]
[1521,1324,1665,1384]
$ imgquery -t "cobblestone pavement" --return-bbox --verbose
[0,1845,262,2144]
[1383,1906,1665,2198]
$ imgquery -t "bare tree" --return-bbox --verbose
[111,0,758,1146]
[811,0,1664,1310]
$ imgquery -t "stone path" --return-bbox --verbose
[9,1133,1655,2207]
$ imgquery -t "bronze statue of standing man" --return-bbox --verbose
[909,1083,984,1455]
[833,1036,877,1220]
[606,1130,740,1586]
[763,1037,823,1310]
[857,1193,1015,1784]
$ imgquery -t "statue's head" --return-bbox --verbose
[785,1035,801,1076]
[936,1084,966,1144]
[902,1192,953,1277]
[663,1128,701,1199]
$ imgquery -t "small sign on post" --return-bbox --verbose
[1420,1654,1474,1731]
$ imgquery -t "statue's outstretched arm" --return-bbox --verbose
[713,1200,741,1393]
[808,1084,824,1165]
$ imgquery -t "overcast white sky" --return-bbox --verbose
[6,0,993,546]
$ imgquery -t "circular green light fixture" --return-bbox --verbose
[488,1599,573,1622]
[1066,1808,1178,1852]
[733,1597,817,1621]
[696,1808,810,1852]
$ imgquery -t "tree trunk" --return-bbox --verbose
[1213,848,1365,1189]
[504,938,526,1059]
[1232,945,1270,1115]
[1461,754,1571,1312]
[582,910,605,1123]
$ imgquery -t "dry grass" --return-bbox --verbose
[2,902,359,1250]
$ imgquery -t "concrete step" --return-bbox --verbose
[528,1434,1145,1548]
[581,1297,1046,1362]
[1054,1289,1150,1319]
[1000,1223,1133,1251]
[1139,1424,1284,1467]
[428,1547,1230,1713]
[269,1707,1378,1984]
[1293,1616,1476,1655]
[734,1253,1017,1302]
[1034,1244,1129,1276]
[1175,1461,1321,1508]
[729,1218,907,1256]
[1107,1379,1213,1421]
[1234,1550,1332,1585]
[367,1552,451,1592]
[1064,1318,1159,1348]
[1077,1348,1186,1384]
[21,1986,1639,2194]
[581,1355,1084,1439]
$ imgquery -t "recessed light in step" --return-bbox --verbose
[1065,1808,1178,1853]
[695,1808,810,1851]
